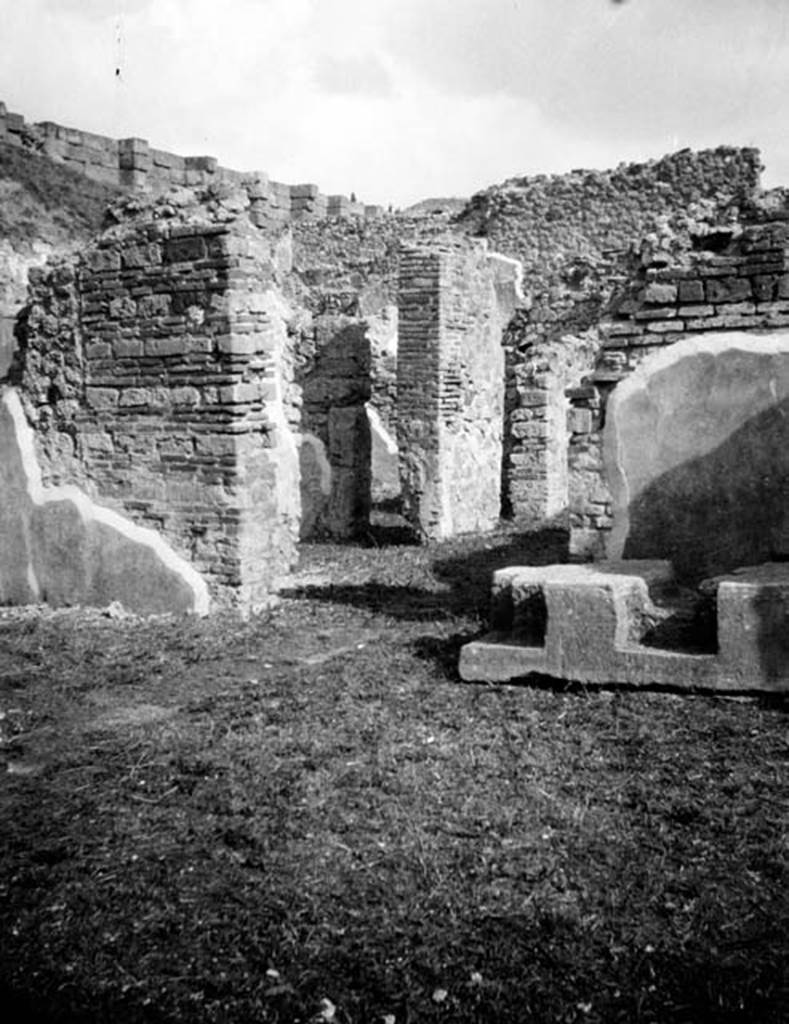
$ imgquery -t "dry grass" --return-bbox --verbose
[0,141,120,246]
[0,529,787,1023]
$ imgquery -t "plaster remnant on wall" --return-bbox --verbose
[299,432,332,540]
[0,387,210,615]
[602,330,789,580]
[366,403,400,506]
[17,210,303,609]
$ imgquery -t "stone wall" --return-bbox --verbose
[15,213,303,609]
[567,219,789,569]
[460,147,762,281]
[295,315,372,538]
[460,147,764,524]
[289,212,452,533]
[397,239,522,540]
[0,244,52,378]
[0,99,382,221]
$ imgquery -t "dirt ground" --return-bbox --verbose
[0,530,787,1023]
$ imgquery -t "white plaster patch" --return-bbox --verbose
[488,250,526,309]
[604,330,789,561]
[366,404,398,456]
[2,387,210,615]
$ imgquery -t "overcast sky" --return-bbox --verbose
[2,0,788,207]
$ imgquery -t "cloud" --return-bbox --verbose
[3,0,789,206]
[40,0,153,20]
[313,53,393,97]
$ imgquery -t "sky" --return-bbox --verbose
[1,0,789,208]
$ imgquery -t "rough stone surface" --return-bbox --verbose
[462,148,762,522]
[0,388,209,614]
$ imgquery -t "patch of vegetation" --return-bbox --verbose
[0,142,121,246]
[0,530,786,1023]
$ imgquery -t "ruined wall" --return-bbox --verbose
[460,147,761,280]
[0,244,49,377]
[397,240,521,540]
[289,213,453,533]
[0,140,124,378]
[0,100,381,221]
[16,212,302,609]
[567,220,789,568]
[459,148,764,523]
[0,388,209,614]
[295,316,372,538]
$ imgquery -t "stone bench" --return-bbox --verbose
[459,561,789,693]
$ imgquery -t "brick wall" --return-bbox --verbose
[397,240,521,539]
[19,216,302,608]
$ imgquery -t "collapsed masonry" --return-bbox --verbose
[2,103,789,656]
[0,170,519,612]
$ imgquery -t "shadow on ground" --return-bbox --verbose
[283,527,569,623]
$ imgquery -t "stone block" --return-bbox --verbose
[291,183,320,199]
[119,169,149,188]
[87,248,121,272]
[80,431,115,453]
[642,282,677,304]
[678,304,714,317]
[143,336,191,357]
[137,294,170,318]
[85,341,112,360]
[122,244,163,270]
[171,386,201,406]
[150,148,186,171]
[218,382,259,405]
[706,276,753,303]
[753,274,778,302]
[635,306,676,320]
[86,387,119,410]
[645,320,684,334]
[164,236,207,263]
[460,559,789,691]
[568,407,593,435]
[113,339,143,358]
[195,434,236,457]
[119,387,153,408]
[109,296,137,320]
[184,155,218,173]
